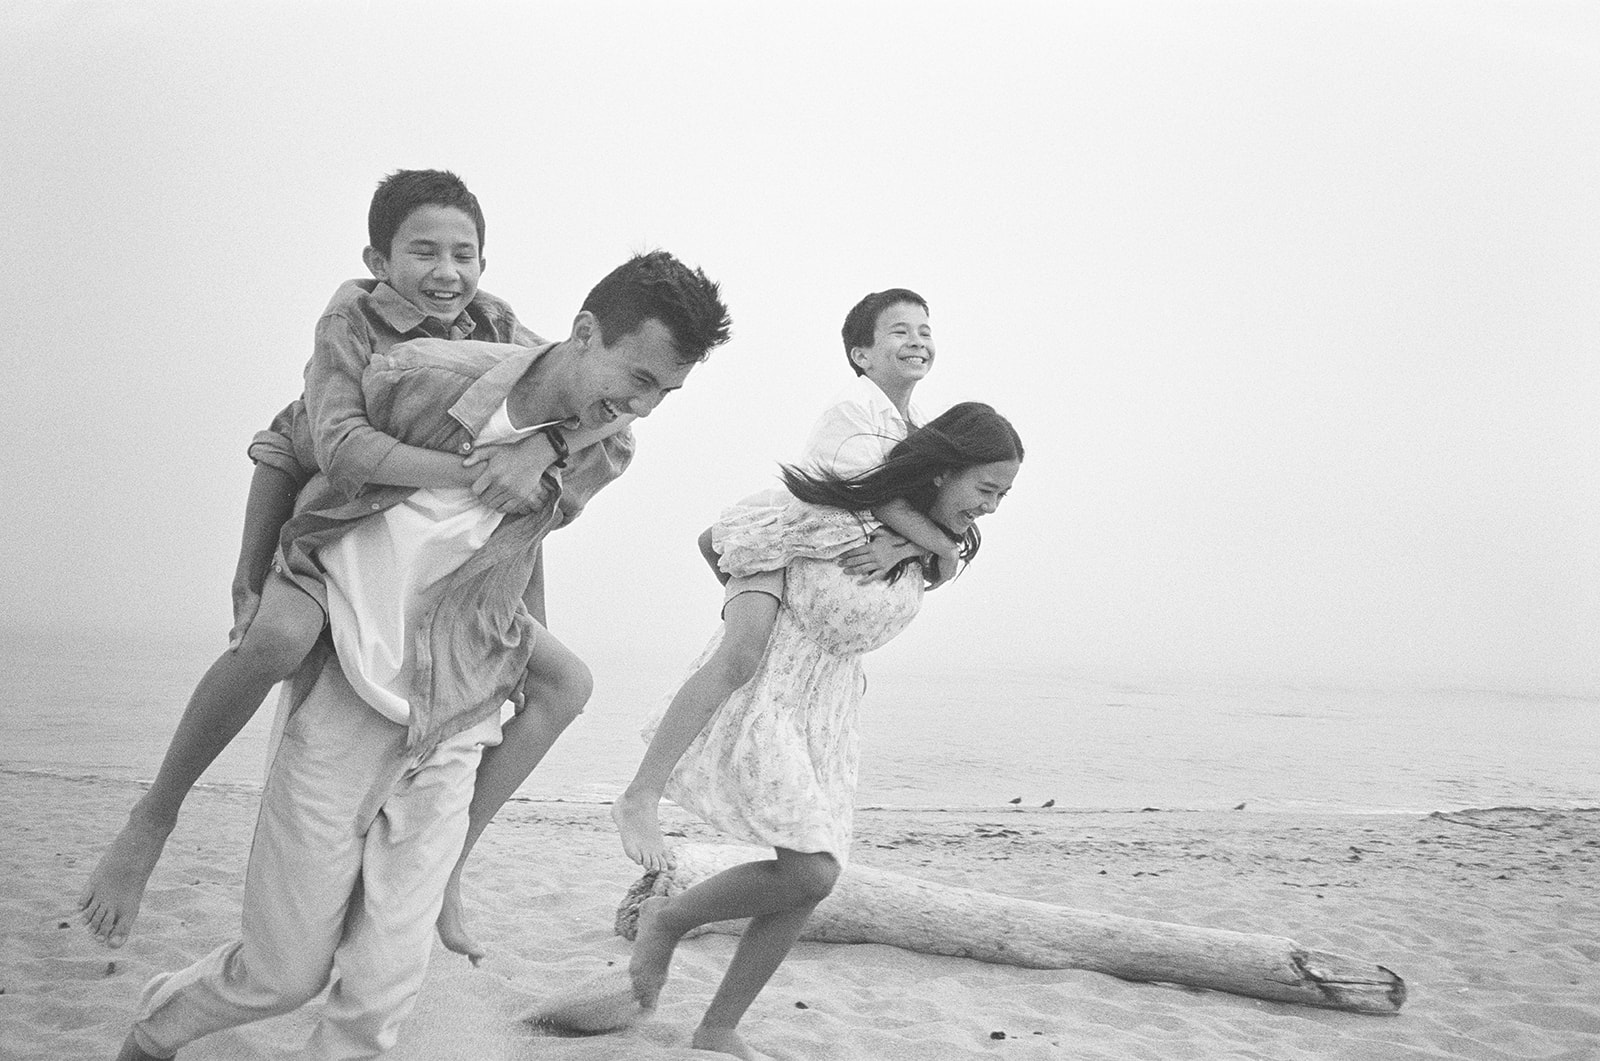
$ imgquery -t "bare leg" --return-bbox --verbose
[692,906,817,1059]
[613,592,779,872]
[629,847,838,1023]
[437,628,592,963]
[80,578,322,948]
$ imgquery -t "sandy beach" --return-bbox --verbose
[4,768,1596,1061]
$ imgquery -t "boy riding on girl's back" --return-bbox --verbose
[82,169,617,957]
[613,287,959,871]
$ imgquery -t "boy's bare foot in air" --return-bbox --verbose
[612,789,671,873]
[81,809,173,948]
[692,1025,776,1060]
[436,866,485,965]
[628,895,681,1009]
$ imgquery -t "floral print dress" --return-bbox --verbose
[645,496,925,862]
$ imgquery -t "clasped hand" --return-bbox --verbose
[464,433,558,514]
[837,529,922,583]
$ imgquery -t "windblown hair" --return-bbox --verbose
[582,250,733,364]
[367,169,486,258]
[840,288,929,376]
[782,401,1023,579]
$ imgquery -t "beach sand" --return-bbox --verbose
[4,769,1597,1061]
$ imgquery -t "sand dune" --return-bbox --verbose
[4,769,1596,1060]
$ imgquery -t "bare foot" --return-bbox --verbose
[628,895,681,1009]
[435,867,485,965]
[80,810,173,948]
[612,790,671,872]
[114,1030,172,1060]
[692,1025,776,1060]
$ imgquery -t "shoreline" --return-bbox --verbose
[8,766,1593,819]
[5,769,1598,1059]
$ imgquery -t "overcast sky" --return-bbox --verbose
[2,0,1596,694]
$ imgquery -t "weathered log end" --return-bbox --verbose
[1287,950,1407,1014]
[614,870,660,942]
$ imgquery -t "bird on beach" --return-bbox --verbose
[1042,799,1055,808]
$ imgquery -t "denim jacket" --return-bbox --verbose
[276,337,634,756]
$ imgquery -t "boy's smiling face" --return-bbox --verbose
[850,301,934,389]
[363,204,484,323]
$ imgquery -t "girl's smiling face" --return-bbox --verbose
[928,459,1021,535]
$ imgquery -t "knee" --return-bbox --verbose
[709,638,765,691]
[234,616,319,680]
[523,654,593,724]
[786,853,841,907]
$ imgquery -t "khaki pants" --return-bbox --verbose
[131,656,501,1059]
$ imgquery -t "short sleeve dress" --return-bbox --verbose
[644,496,925,863]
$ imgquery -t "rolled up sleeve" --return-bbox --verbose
[554,429,636,527]
[247,399,317,489]
[304,313,402,497]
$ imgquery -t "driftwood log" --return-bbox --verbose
[615,842,1405,1015]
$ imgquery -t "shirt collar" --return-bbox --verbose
[370,281,479,340]
[449,341,558,438]
[853,374,920,429]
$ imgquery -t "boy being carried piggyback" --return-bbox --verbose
[82,170,614,961]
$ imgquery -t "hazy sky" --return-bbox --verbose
[3,0,1596,694]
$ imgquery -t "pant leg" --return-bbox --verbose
[307,711,503,1059]
[131,658,409,1057]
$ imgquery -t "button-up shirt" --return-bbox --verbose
[277,337,633,756]
[798,375,922,477]
[249,279,544,497]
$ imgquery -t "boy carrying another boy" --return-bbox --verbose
[82,170,602,959]
[115,250,732,1060]
[613,287,956,872]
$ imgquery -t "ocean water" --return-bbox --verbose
[2,625,1595,814]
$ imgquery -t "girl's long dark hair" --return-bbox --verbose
[780,401,1023,579]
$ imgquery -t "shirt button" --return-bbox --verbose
[458,441,473,453]
[370,502,381,510]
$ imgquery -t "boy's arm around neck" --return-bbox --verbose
[873,497,960,566]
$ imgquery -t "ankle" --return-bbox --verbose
[126,800,179,837]
[619,784,662,805]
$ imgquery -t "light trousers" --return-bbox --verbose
[131,656,501,1059]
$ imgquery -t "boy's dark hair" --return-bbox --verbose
[367,169,486,258]
[840,288,929,376]
[782,401,1023,580]
[581,250,733,364]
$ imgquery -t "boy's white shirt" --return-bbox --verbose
[799,375,921,476]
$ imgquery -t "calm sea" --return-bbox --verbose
[2,625,1595,814]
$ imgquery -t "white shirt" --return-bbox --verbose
[798,375,921,477]
[319,401,544,723]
